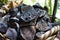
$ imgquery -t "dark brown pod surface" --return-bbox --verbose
[20,26,36,40]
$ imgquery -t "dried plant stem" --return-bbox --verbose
[46,35,56,40]
[38,25,60,40]
[0,33,10,40]
[0,33,4,38]
[0,0,23,17]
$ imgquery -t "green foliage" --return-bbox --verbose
[32,0,36,3]
[45,0,54,16]
[55,18,60,24]
[2,0,7,4]
[49,0,52,15]
[58,0,60,8]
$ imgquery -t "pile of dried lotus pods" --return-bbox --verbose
[0,0,60,40]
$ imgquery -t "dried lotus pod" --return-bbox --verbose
[6,28,17,40]
[20,26,36,40]
[36,19,51,31]
[33,5,47,18]
[36,31,45,38]
[19,19,36,26]
[0,19,8,34]
[20,6,38,22]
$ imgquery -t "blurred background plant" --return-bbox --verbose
[2,0,7,4]
[0,0,7,7]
